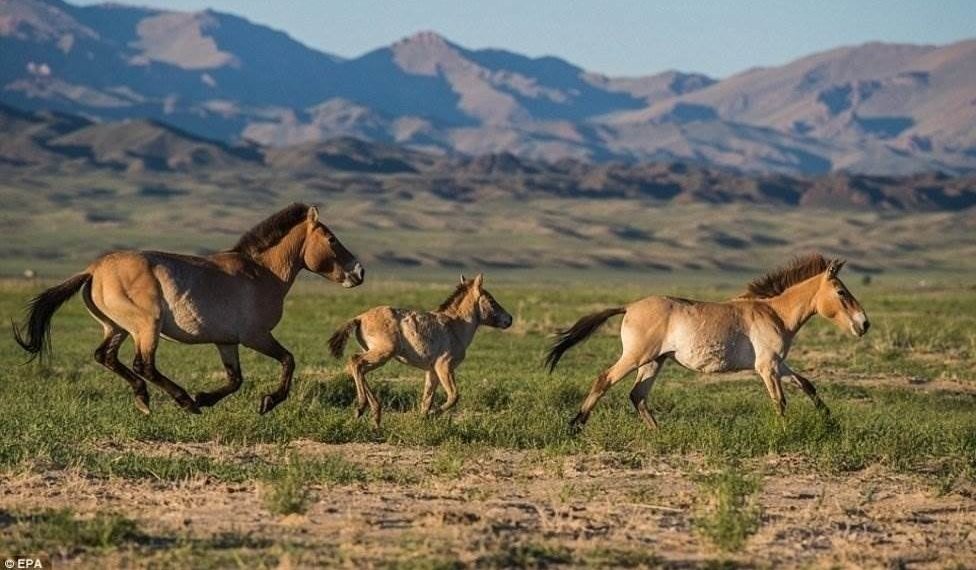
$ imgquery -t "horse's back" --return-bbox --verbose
[89,249,267,344]
[357,306,451,367]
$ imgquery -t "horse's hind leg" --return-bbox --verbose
[346,346,393,427]
[629,355,667,430]
[195,344,243,408]
[93,326,151,415]
[132,326,201,414]
[571,354,639,430]
[84,284,151,414]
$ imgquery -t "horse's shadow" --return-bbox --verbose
[309,376,422,413]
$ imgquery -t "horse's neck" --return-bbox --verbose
[440,301,480,348]
[766,277,820,334]
[251,226,306,288]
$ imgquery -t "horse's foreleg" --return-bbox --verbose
[420,370,438,415]
[571,355,638,431]
[780,363,829,414]
[433,359,458,413]
[629,356,666,430]
[756,358,787,417]
[244,334,294,415]
[195,344,243,408]
[94,327,150,415]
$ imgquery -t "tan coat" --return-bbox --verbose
[546,256,869,431]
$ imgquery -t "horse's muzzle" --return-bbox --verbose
[851,313,870,337]
[495,315,514,329]
[342,262,365,288]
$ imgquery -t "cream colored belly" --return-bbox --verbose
[669,330,755,373]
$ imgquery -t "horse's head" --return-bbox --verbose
[302,207,364,288]
[465,273,513,329]
[814,259,869,337]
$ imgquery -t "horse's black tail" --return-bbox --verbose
[544,307,626,373]
[328,318,359,359]
[12,272,91,362]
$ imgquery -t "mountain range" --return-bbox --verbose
[4,102,974,211]
[2,0,975,175]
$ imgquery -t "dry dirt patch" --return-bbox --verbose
[1,442,974,568]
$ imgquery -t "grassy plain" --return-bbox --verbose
[0,277,974,567]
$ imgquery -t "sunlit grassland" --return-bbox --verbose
[0,278,973,487]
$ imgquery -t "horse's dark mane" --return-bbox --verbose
[741,254,835,299]
[231,203,310,257]
[438,282,473,312]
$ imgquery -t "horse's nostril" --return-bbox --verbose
[349,263,364,282]
[863,320,871,332]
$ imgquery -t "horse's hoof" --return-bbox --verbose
[195,392,218,408]
[134,398,151,416]
[182,402,202,415]
[568,417,584,436]
[259,395,277,415]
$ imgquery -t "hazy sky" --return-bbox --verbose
[73,1,976,78]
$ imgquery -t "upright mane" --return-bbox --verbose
[741,254,835,299]
[438,282,473,312]
[231,203,310,257]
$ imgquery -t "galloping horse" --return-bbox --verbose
[14,203,364,415]
[328,273,513,426]
[545,255,869,431]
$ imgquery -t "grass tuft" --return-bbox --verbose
[694,464,762,552]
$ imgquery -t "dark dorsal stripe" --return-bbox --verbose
[231,203,310,257]
[741,254,835,299]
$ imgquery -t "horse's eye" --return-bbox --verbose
[327,235,337,245]
[837,290,848,298]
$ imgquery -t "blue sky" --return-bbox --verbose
[74,1,976,78]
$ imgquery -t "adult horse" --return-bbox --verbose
[13,203,364,415]
[545,254,869,431]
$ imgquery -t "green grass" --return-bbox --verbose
[262,453,314,515]
[0,281,974,486]
[693,464,762,551]
[1,279,975,567]
[0,508,281,567]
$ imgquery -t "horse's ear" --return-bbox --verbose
[459,273,467,285]
[307,206,319,223]
[472,273,484,289]
[827,259,846,277]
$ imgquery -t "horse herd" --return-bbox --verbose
[13,203,870,430]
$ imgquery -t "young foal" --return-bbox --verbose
[546,255,869,431]
[328,274,513,426]
[14,203,364,415]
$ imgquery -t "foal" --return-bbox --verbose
[546,255,869,431]
[328,274,513,426]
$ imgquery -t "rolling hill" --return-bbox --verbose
[2,103,974,211]
[2,0,974,174]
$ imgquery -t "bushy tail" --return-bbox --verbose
[12,272,91,361]
[328,319,359,359]
[544,307,625,373]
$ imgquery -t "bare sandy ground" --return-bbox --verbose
[1,441,974,569]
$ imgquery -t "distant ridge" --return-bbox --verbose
[1,0,975,174]
[3,103,974,211]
